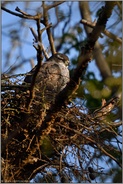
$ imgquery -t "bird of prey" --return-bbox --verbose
[24,53,70,109]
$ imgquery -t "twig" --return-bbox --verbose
[38,42,49,59]
[1,6,42,20]
[96,143,122,168]
[30,27,49,59]
[30,27,38,42]
[42,2,56,54]
[80,19,122,44]
[92,96,120,119]
[28,163,49,180]
[15,6,30,16]
[1,73,26,79]
[1,84,29,90]
[59,121,121,167]
[26,18,43,110]
[116,1,122,11]
[46,1,66,10]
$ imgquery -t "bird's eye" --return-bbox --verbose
[56,54,64,60]
[56,53,69,66]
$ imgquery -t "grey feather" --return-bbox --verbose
[24,53,70,108]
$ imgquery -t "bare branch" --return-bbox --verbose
[1,6,42,20]
[30,27,49,59]
[56,2,117,107]
[15,6,30,16]
[96,143,122,168]
[30,27,38,42]
[46,1,66,10]
[26,18,43,110]
[92,96,120,119]
[42,2,56,54]
[80,19,122,44]
[116,1,122,11]
[79,1,112,80]
[2,2,121,182]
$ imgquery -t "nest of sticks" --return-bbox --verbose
[1,74,121,182]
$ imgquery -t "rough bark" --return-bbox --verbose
[79,1,112,79]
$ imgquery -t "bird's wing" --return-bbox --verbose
[35,61,64,93]
[24,61,69,92]
[24,65,37,83]
[23,60,69,108]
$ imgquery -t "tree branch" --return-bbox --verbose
[79,1,112,79]
[1,6,42,20]
[32,2,117,143]
[25,16,43,110]
[80,19,122,44]
[46,1,66,10]
[55,2,117,107]
[42,2,56,54]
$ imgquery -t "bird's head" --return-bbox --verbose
[48,53,70,67]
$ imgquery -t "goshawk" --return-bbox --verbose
[24,53,70,109]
